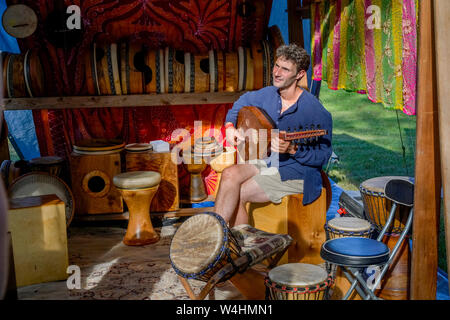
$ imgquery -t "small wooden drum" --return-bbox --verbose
[324,217,373,300]
[360,176,413,234]
[28,156,64,177]
[265,263,331,300]
[324,217,374,240]
[170,211,242,282]
[113,171,161,246]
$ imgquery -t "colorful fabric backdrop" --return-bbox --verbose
[9,0,273,196]
[311,0,418,115]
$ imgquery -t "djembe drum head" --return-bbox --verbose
[325,217,373,239]
[265,263,331,300]
[360,176,412,234]
[170,212,241,281]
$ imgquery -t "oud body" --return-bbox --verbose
[236,106,327,161]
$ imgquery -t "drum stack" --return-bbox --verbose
[2,25,285,97]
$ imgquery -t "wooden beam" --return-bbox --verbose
[411,0,441,300]
[287,0,304,47]
[434,0,450,292]
[0,91,245,110]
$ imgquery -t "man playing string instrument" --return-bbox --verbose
[214,43,333,227]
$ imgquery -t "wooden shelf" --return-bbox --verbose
[1,91,247,110]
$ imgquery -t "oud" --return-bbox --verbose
[235,106,327,161]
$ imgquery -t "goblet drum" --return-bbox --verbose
[113,171,161,246]
[209,147,236,196]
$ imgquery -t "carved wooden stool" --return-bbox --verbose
[113,171,161,246]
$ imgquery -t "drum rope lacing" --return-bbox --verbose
[359,186,411,236]
[324,223,375,239]
[264,273,334,294]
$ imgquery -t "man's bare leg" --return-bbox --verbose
[214,164,259,223]
[230,178,271,227]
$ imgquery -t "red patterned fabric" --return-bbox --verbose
[14,0,272,196]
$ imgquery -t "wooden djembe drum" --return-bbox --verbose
[183,137,222,202]
[113,171,161,246]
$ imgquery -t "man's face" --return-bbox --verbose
[272,57,304,89]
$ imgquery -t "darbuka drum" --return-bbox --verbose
[170,211,241,282]
[360,176,413,234]
[265,263,331,300]
[324,217,374,240]
[113,171,161,246]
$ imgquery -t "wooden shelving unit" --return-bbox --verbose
[1,91,246,110]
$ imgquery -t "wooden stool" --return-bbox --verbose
[247,171,332,265]
[113,171,161,246]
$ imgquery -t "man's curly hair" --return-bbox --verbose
[276,44,310,73]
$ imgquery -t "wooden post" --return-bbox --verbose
[434,0,450,293]
[411,0,441,300]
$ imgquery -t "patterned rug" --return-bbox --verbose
[17,223,244,300]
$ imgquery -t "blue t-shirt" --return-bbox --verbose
[225,86,333,205]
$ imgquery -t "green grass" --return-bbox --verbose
[319,83,447,274]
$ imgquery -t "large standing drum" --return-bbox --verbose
[360,176,413,234]
[120,42,145,94]
[143,48,165,94]
[184,52,210,93]
[265,263,331,300]
[95,43,122,95]
[165,47,185,93]
[170,211,242,282]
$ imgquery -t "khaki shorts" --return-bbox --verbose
[251,160,304,204]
